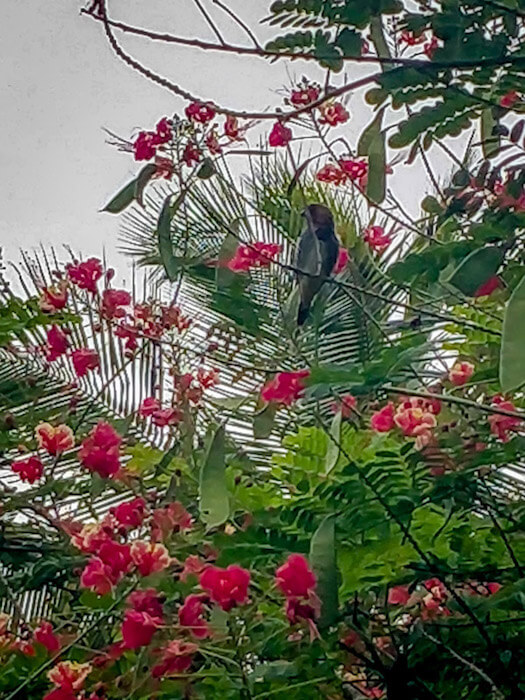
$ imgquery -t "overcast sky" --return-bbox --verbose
[1,1,443,283]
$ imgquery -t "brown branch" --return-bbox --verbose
[192,0,226,46]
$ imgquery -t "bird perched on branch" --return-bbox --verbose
[295,204,339,326]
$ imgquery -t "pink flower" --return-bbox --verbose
[423,36,439,59]
[448,361,474,386]
[339,158,368,189]
[363,225,392,253]
[269,122,293,147]
[11,456,43,484]
[112,497,146,530]
[182,141,202,166]
[138,397,160,417]
[261,369,310,406]
[388,585,410,605]
[276,554,316,598]
[290,84,320,107]
[488,395,521,442]
[45,325,69,361]
[78,421,122,478]
[101,289,131,320]
[199,565,250,611]
[197,367,220,389]
[39,282,68,313]
[133,131,157,161]
[370,403,395,432]
[71,348,100,378]
[473,275,501,297]
[152,639,198,678]
[500,90,519,109]
[154,156,174,180]
[131,540,171,576]
[319,101,349,126]
[333,247,349,274]
[227,242,282,272]
[127,588,164,618]
[206,129,222,154]
[152,407,182,427]
[400,30,425,46]
[331,393,356,418]
[47,661,91,691]
[316,163,348,186]
[121,609,162,649]
[179,594,211,639]
[155,117,172,144]
[70,521,114,554]
[66,258,103,294]
[185,102,216,124]
[285,597,318,624]
[224,115,243,141]
[36,423,74,456]
[180,555,208,582]
[34,621,60,653]
[151,502,193,541]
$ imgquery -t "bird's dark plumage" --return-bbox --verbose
[295,204,339,325]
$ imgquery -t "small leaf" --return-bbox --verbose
[216,232,239,289]
[358,106,386,157]
[103,177,137,214]
[481,109,500,159]
[510,120,524,144]
[421,195,443,215]
[158,193,186,281]
[367,131,386,204]
[500,274,525,393]
[253,402,277,439]
[197,158,216,179]
[445,247,504,296]
[325,410,342,474]
[310,516,338,628]
[199,425,230,528]
[134,163,157,207]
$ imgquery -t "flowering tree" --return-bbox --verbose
[1,0,525,698]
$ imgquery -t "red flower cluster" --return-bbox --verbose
[275,554,319,628]
[371,396,441,450]
[185,102,216,124]
[227,242,282,272]
[179,594,211,639]
[319,101,349,126]
[127,588,164,618]
[180,555,208,582]
[111,497,146,530]
[45,325,69,361]
[423,36,439,59]
[224,115,243,141]
[333,247,349,274]
[488,395,521,442]
[11,455,43,483]
[39,281,68,313]
[316,163,348,186]
[500,90,519,109]
[34,621,61,653]
[66,258,103,294]
[139,397,182,428]
[81,540,132,595]
[363,225,392,254]
[36,422,74,456]
[130,540,171,576]
[400,30,425,46]
[121,609,162,649]
[448,361,474,386]
[332,393,356,418]
[151,501,193,541]
[78,421,122,478]
[70,519,114,554]
[199,565,250,611]
[47,661,92,695]
[101,289,131,320]
[133,117,173,161]
[72,348,100,378]
[261,369,310,406]
[269,122,293,147]
[182,141,202,166]
[290,82,320,107]
[340,158,368,187]
[152,639,199,678]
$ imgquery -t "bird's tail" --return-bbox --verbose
[297,302,309,326]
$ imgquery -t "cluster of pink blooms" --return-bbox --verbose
[45,660,95,700]
[275,554,320,638]
[363,225,392,253]
[227,241,282,272]
[448,361,474,386]
[261,369,310,406]
[399,30,441,59]
[0,614,61,660]
[371,395,441,450]
[133,117,173,161]
[332,393,357,418]
[10,423,76,483]
[488,395,521,442]
[388,576,501,621]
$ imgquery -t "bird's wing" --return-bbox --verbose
[295,227,322,277]
[320,234,339,276]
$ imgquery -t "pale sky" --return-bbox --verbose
[1,1,442,281]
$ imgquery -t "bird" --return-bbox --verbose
[295,203,339,326]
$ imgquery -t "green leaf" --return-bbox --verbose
[216,233,239,289]
[325,410,342,474]
[158,193,183,281]
[134,163,157,207]
[197,158,216,179]
[369,17,391,69]
[481,109,500,159]
[367,131,386,204]
[445,247,504,296]
[500,274,525,393]
[199,425,230,528]
[358,106,386,157]
[253,403,277,439]
[310,516,338,628]
[421,195,443,215]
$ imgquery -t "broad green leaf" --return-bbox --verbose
[199,425,229,528]
[445,247,503,296]
[253,402,277,439]
[366,131,386,204]
[216,232,239,289]
[500,274,525,393]
[158,193,184,281]
[369,17,391,68]
[358,106,386,157]
[481,109,500,159]
[134,163,157,207]
[310,516,338,628]
[197,157,216,179]
[325,410,342,474]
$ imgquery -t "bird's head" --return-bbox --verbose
[302,203,334,228]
